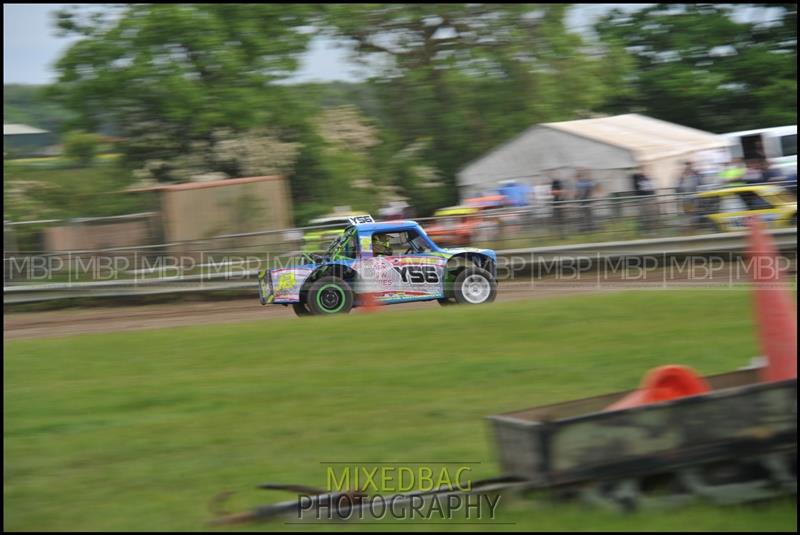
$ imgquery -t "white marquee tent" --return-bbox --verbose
[457,114,733,198]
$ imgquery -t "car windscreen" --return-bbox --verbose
[409,231,432,253]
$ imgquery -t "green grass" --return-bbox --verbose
[4,290,797,531]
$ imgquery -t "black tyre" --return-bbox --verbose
[292,301,312,317]
[307,277,354,315]
[437,298,456,306]
[452,267,497,305]
[699,217,720,233]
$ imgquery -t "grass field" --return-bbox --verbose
[4,290,797,531]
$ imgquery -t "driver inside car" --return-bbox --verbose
[372,233,393,256]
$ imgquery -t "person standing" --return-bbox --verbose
[760,159,784,184]
[677,161,702,228]
[574,169,596,232]
[721,158,746,185]
[631,167,656,233]
[550,176,567,239]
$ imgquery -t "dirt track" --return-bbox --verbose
[5,263,764,341]
[3,281,595,341]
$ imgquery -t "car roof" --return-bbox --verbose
[697,185,783,197]
[352,220,422,233]
[435,206,478,216]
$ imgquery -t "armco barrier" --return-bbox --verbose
[4,228,796,304]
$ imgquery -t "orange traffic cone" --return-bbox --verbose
[747,217,797,382]
[605,365,711,411]
[360,291,381,313]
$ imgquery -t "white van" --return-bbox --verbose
[721,125,797,174]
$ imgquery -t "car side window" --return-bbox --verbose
[720,195,747,213]
[372,231,431,256]
[737,191,772,211]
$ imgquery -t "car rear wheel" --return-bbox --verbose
[697,216,720,233]
[307,277,354,315]
[452,267,497,305]
[292,301,312,317]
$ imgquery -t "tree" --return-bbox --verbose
[134,128,303,183]
[50,4,317,179]
[595,4,797,132]
[320,4,631,203]
[63,130,101,166]
[3,84,76,134]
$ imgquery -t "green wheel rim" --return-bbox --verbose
[316,283,346,313]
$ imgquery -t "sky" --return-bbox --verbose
[4,4,653,85]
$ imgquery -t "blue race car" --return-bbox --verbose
[258,216,498,316]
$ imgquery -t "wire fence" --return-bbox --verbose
[4,181,797,285]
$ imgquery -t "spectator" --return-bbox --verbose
[760,159,784,184]
[677,161,703,228]
[632,168,655,196]
[574,169,596,232]
[498,180,533,207]
[744,159,765,183]
[721,158,746,185]
[631,166,657,233]
[550,176,567,239]
[677,161,702,193]
[784,171,797,197]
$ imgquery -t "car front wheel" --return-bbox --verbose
[452,267,497,305]
[307,277,354,315]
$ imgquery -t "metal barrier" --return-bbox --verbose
[4,181,797,291]
[4,227,796,304]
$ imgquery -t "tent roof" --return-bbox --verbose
[4,124,49,135]
[540,114,732,161]
[457,114,733,187]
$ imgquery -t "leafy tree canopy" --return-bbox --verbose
[595,3,797,132]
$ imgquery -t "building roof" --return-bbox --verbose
[3,124,49,135]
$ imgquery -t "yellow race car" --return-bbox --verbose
[695,184,797,232]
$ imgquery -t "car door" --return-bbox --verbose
[712,193,750,231]
[357,230,446,302]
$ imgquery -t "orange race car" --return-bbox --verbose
[424,205,500,247]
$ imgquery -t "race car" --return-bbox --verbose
[258,215,498,316]
[695,184,797,232]
[424,205,484,247]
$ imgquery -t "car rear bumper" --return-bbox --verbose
[258,270,274,305]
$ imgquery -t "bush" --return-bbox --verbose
[63,131,101,166]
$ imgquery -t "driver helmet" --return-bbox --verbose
[372,233,392,255]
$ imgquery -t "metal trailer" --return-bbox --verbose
[210,368,796,525]
[487,368,797,511]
